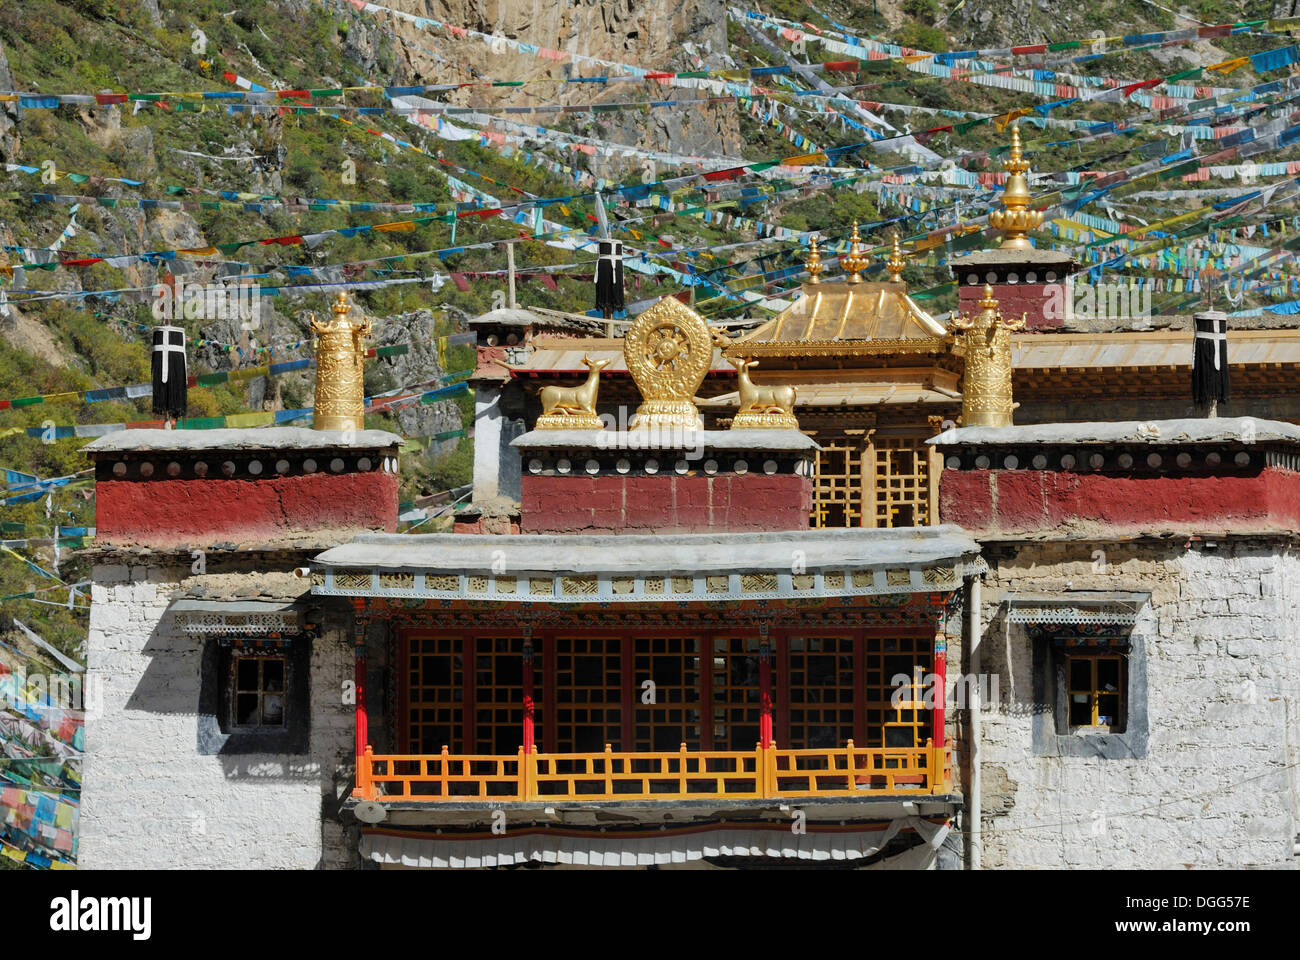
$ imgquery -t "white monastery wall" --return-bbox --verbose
[78,563,357,869]
[973,541,1298,869]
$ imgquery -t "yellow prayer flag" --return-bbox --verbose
[1207,56,1249,74]
[994,108,1033,132]
[374,221,417,233]
[782,152,829,166]
[229,365,272,383]
[224,412,274,429]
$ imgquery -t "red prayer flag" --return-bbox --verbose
[1122,78,1161,97]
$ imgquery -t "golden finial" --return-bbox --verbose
[885,232,907,282]
[839,221,870,284]
[311,290,373,432]
[949,284,1026,427]
[805,235,823,285]
[987,124,1044,250]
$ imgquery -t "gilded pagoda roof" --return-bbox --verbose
[727,280,950,357]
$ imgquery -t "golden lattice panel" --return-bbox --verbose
[812,438,864,528]
[811,435,936,529]
[871,438,931,528]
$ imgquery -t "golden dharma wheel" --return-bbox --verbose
[623,296,714,402]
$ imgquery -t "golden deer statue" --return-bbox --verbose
[730,357,799,430]
[535,353,610,430]
[736,358,796,415]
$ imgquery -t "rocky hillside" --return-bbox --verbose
[0,0,1295,658]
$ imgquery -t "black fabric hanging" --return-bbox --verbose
[1191,312,1229,409]
[152,325,188,419]
[595,239,624,314]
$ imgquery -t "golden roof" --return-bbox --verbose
[730,279,949,354]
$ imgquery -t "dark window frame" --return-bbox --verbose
[198,637,311,756]
[230,652,290,732]
[1030,623,1148,760]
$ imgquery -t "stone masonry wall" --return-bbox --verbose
[961,539,1298,869]
[79,562,357,869]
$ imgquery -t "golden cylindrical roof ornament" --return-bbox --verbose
[311,291,372,431]
[950,285,1026,427]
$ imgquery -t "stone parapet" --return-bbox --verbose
[511,429,816,534]
[930,417,1300,538]
[84,427,402,548]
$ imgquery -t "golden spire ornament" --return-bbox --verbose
[949,284,1026,427]
[839,221,870,284]
[885,232,907,283]
[987,125,1044,250]
[311,291,372,431]
[805,235,823,284]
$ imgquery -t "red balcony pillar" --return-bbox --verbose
[932,631,946,749]
[522,632,535,754]
[354,618,368,758]
[759,626,773,750]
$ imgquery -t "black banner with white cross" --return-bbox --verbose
[1192,311,1229,411]
[151,325,188,419]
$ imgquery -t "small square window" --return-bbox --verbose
[200,636,311,756]
[231,654,289,730]
[1063,651,1127,734]
[1027,602,1149,760]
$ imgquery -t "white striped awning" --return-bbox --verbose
[360,817,949,869]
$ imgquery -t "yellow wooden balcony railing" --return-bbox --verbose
[354,741,953,802]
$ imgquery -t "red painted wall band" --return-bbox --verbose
[95,472,399,546]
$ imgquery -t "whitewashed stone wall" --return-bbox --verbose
[79,562,357,869]
[965,541,1299,869]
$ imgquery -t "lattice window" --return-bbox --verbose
[863,634,933,748]
[632,637,702,751]
[812,435,935,528]
[812,437,865,528]
[1066,653,1127,732]
[554,636,623,752]
[231,655,287,729]
[473,637,543,755]
[786,636,855,749]
[710,636,775,751]
[407,634,463,754]
[871,437,931,528]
